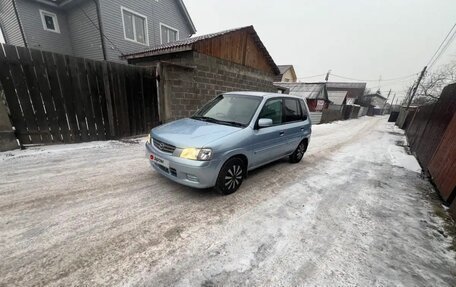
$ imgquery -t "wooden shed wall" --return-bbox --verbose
[193,29,274,75]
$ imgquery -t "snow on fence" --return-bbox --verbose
[398,83,456,215]
[0,44,159,146]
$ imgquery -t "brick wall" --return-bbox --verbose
[152,51,277,122]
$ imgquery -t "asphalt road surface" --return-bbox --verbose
[1,116,455,286]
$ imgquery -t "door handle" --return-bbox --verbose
[300,127,305,131]
[279,131,285,136]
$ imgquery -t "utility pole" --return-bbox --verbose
[390,93,396,112]
[382,89,392,114]
[325,69,331,82]
[406,66,427,109]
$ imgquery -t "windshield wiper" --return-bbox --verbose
[191,116,218,123]
[215,120,245,127]
[191,116,245,127]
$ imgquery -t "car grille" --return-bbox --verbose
[153,138,176,153]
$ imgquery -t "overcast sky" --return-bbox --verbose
[185,0,456,101]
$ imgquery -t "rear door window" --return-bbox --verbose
[299,99,308,120]
[284,98,302,123]
[258,98,283,125]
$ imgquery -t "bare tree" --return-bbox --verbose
[410,62,456,105]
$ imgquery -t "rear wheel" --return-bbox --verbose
[214,158,245,195]
[289,139,308,163]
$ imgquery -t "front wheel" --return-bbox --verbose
[289,139,308,163]
[214,158,245,195]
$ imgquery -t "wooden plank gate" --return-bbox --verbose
[0,44,159,146]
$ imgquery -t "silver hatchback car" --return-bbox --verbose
[145,92,312,195]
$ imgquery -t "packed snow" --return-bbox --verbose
[0,116,454,286]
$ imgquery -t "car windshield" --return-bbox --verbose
[192,94,262,127]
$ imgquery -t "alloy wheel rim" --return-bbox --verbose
[297,143,305,159]
[225,165,242,190]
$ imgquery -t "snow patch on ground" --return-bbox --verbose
[0,116,454,286]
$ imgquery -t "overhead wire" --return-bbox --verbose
[80,7,126,57]
[426,22,456,70]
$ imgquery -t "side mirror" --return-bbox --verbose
[258,118,273,128]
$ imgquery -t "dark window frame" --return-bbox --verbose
[283,98,303,123]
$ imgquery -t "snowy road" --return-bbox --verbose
[1,116,455,286]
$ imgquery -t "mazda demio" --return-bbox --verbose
[145,92,312,195]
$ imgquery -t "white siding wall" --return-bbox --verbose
[99,0,193,62]
[67,1,104,60]
[309,112,322,125]
[0,0,25,46]
[15,0,73,55]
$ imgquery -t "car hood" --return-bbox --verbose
[151,118,242,148]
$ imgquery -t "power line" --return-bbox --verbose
[80,7,125,57]
[297,72,418,82]
[428,30,456,70]
[331,73,418,82]
[426,22,456,69]
[296,73,326,79]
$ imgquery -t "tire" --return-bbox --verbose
[289,139,308,163]
[214,157,245,195]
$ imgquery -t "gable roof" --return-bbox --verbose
[275,65,297,82]
[278,65,293,74]
[328,91,348,105]
[277,82,329,101]
[326,82,366,90]
[123,26,280,75]
[177,0,196,34]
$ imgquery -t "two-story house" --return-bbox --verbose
[0,0,196,62]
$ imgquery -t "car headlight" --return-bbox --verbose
[146,134,151,144]
[180,148,212,161]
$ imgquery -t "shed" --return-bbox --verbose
[326,82,366,106]
[274,82,330,112]
[274,82,331,124]
[123,26,280,122]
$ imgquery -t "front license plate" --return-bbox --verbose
[151,154,169,169]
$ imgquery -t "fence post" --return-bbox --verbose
[102,62,116,138]
[0,98,19,151]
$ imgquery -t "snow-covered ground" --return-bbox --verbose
[0,116,455,286]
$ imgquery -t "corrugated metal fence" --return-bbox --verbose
[397,83,456,214]
[0,44,159,146]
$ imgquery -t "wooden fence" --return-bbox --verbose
[399,83,456,210]
[0,44,159,146]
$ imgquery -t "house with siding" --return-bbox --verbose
[274,65,297,82]
[356,90,387,115]
[0,0,196,62]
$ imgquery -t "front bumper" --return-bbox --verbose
[145,142,221,189]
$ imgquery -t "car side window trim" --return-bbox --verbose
[283,97,305,124]
[256,97,306,128]
[255,97,284,129]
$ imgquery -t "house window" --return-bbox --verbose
[160,23,179,44]
[39,10,60,33]
[121,7,148,45]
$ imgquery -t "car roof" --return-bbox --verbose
[224,91,303,100]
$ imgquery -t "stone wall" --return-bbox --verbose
[153,51,277,122]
